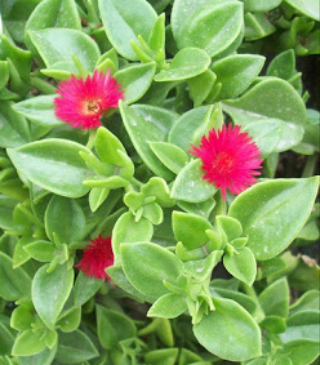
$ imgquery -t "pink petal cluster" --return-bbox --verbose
[75,235,114,280]
[54,70,123,129]
[190,124,263,200]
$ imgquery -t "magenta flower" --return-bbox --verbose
[75,235,114,280]
[189,124,263,200]
[54,70,123,129]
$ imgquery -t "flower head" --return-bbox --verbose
[75,235,114,280]
[54,70,123,129]
[189,124,263,200]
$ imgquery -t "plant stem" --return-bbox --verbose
[302,153,319,177]
[29,76,56,94]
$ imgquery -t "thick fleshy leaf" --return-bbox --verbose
[155,48,211,82]
[120,103,177,180]
[229,177,319,260]
[194,297,262,361]
[147,293,187,318]
[223,247,257,286]
[74,271,103,308]
[45,196,86,243]
[171,159,217,203]
[290,290,320,314]
[115,63,156,104]
[258,278,290,318]
[112,212,154,263]
[276,339,320,365]
[168,105,216,152]
[149,141,188,174]
[0,252,31,301]
[243,0,282,12]
[55,330,99,363]
[29,29,100,70]
[25,0,81,51]
[99,0,157,60]
[7,139,92,198]
[172,211,212,250]
[11,329,48,356]
[224,79,307,126]
[13,95,63,127]
[96,305,136,350]
[223,104,303,154]
[0,101,30,148]
[284,0,320,21]
[280,311,320,343]
[16,345,57,365]
[172,1,243,57]
[32,263,74,329]
[211,54,265,99]
[121,242,183,301]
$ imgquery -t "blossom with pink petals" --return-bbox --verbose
[54,70,123,129]
[190,124,263,199]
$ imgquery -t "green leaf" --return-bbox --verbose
[284,0,320,21]
[0,101,30,148]
[183,251,223,280]
[223,79,307,126]
[290,290,320,314]
[74,271,103,308]
[25,0,81,52]
[0,252,31,301]
[147,293,187,318]
[172,211,212,250]
[121,242,183,301]
[29,29,100,71]
[229,177,320,260]
[155,48,211,82]
[32,263,74,330]
[276,339,320,365]
[172,1,243,57]
[193,297,261,361]
[96,306,136,350]
[16,345,57,365]
[144,348,179,365]
[243,0,282,12]
[13,95,63,128]
[7,139,92,198]
[0,61,9,91]
[45,196,86,243]
[280,311,320,343]
[223,247,257,286]
[149,141,188,174]
[120,103,177,180]
[11,329,47,356]
[211,55,265,99]
[99,0,157,60]
[168,105,215,153]
[56,306,81,333]
[55,330,99,363]
[112,212,153,263]
[223,104,303,155]
[171,159,217,203]
[115,63,156,104]
[10,303,34,331]
[141,177,175,207]
[0,196,18,231]
[24,240,55,263]
[188,69,217,107]
[0,317,15,355]
[258,278,290,318]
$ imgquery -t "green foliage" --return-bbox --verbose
[0,0,319,363]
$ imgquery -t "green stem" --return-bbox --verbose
[241,283,265,323]
[302,153,319,178]
[86,129,97,150]
[29,76,56,94]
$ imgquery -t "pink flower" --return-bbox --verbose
[75,235,114,280]
[54,70,123,129]
[189,124,263,200]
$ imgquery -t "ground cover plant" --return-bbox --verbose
[0,0,319,364]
